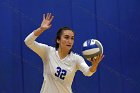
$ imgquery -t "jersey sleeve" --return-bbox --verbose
[24,32,51,59]
[76,55,95,76]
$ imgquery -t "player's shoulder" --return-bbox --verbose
[45,44,55,50]
[43,44,56,54]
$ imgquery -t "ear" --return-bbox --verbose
[57,39,60,44]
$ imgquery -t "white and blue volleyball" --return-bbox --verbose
[82,39,103,59]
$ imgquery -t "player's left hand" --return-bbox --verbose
[88,54,104,65]
[88,54,104,72]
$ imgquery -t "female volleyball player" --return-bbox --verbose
[24,13,104,93]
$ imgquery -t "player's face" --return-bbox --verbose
[57,30,74,52]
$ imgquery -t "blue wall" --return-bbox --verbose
[0,0,140,93]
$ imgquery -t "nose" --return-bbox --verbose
[68,39,73,44]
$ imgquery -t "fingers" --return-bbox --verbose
[43,14,45,20]
[43,13,54,22]
[97,54,104,63]
[49,15,54,22]
[96,54,103,61]
[47,13,51,19]
[90,54,104,64]
[101,54,104,60]
[43,13,50,20]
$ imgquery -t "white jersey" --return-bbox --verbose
[24,32,95,93]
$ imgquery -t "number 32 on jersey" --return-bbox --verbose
[55,67,67,80]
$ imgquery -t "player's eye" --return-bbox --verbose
[64,36,69,39]
[71,37,74,40]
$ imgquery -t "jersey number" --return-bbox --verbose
[55,67,67,80]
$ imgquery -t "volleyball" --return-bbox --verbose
[82,39,103,59]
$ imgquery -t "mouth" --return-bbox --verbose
[66,45,72,47]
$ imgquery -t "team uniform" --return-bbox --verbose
[24,32,95,93]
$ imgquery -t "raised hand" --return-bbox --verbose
[40,13,54,31]
[34,13,54,36]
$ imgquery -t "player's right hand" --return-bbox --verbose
[40,13,54,31]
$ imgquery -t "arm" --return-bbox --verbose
[24,13,54,58]
[76,55,94,76]
[76,54,104,76]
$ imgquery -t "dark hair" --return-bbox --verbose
[55,27,74,53]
